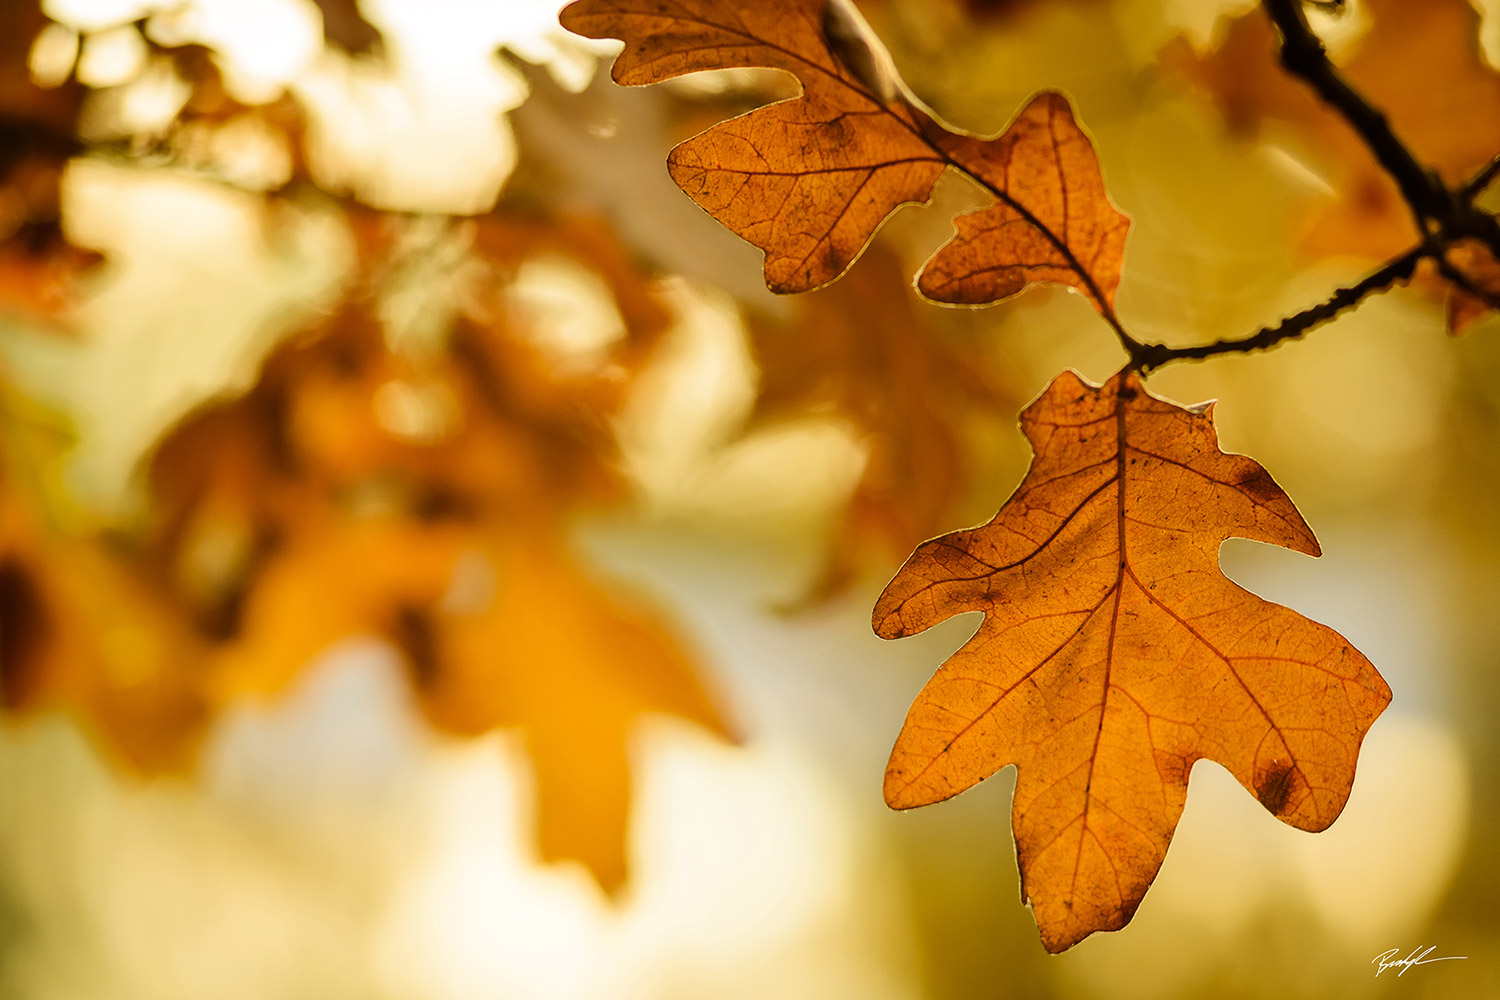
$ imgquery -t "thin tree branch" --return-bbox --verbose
[1133,247,1425,372]
[1124,0,1500,373]
[1260,0,1452,232]
[1463,153,1500,201]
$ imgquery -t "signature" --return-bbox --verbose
[1372,946,1467,977]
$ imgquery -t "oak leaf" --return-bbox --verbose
[874,370,1390,952]
[915,94,1129,309]
[559,0,1129,313]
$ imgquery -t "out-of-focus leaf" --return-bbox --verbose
[0,2,98,325]
[0,475,209,771]
[311,0,384,55]
[748,244,1014,601]
[125,208,728,890]
[504,59,778,304]
[214,513,727,890]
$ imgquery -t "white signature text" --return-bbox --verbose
[1372,946,1467,977]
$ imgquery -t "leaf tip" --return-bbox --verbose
[556,1,593,37]
[881,765,922,810]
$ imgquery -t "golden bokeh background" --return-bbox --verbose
[0,0,1496,997]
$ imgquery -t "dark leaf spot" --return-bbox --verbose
[0,559,50,708]
[1255,759,1295,815]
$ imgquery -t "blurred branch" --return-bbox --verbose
[1135,247,1424,371]
[1463,154,1500,200]
[1261,0,1451,233]
[1130,0,1500,371]
[1261,0,1500,251]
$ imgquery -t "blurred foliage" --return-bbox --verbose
[1164,0,1500,319]
[0,0,1496,997]
[0,0,1025,894]
[0,0,739,889]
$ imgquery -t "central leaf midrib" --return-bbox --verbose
[1065,383,1130,908]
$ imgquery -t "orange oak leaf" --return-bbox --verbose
[873,370,1390,952]
[559,0,1129,314]
[917,94,1129,309]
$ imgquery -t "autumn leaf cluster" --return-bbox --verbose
[4,0,1498,955]
[554,0,1500,951]
[0,0,1027,895]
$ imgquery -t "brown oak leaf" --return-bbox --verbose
[559,0,1129,314]
[873,370,1390,952]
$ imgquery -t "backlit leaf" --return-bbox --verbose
[917,93,1129,309]
[874,370,1390,951]
[560,0,1129,313]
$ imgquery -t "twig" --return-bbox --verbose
[1260,0,1451,233]
[1126,0,1500,373]
[1133,247,1425,371]
[1463,153,1500,201]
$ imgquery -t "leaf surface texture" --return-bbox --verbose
[874,371,1390,951]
